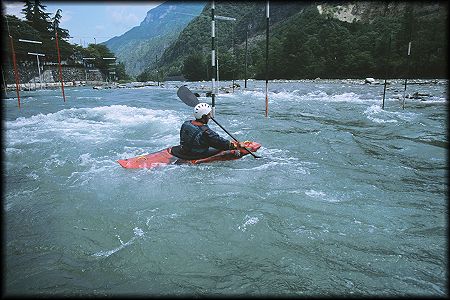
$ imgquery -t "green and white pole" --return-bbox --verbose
[402,41,411,110]
[265,1,269,117]
[211,0,216,117]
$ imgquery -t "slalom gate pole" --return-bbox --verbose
[381,32,392,110]
[245,26,248,89]
[211,0,216,117]
[232,22,235,93]
[55,30,66,102]
[402,41,411,110]
[265,1,269,117]
[6,17,21,108]
[10,36,21,109]
[1,65,7,96]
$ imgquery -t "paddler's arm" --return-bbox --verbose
[204,128,238,150]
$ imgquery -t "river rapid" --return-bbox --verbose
[3,79,447,296]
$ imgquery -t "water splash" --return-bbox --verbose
[92,227,145,258]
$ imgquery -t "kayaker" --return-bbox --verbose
[174,102,244,159]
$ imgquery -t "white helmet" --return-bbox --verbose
[193,103,212,119]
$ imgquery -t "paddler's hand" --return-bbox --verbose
[230,141,245,149]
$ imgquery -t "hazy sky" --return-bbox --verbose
[3,1,163,45]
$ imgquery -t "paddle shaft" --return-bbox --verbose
[210,117,260,159]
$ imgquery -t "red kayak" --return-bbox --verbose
[117,141,261,169]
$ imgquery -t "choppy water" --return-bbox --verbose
[3,79,448,296]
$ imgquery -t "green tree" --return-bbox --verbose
[21,0,33,21]
[115,62,131,81]
[82,44,116,78]
[50,9,70,40]
[4,15,42,60]
[182,52,206,81]
[31,0,52,37]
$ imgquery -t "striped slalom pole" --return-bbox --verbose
[1,65,7,96]
[10,35,21,109]
[265,1,269,117]
[381,32,392,110]
[6,17,21,109]
[211,0,216,117]
[245,26,248,89]
[232,22,235,93]
[402,38,411,110]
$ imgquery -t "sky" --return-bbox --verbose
[3,1,163,45]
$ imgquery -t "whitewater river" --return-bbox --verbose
[3,79,447,296]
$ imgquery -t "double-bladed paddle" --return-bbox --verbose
[177,86,261,159]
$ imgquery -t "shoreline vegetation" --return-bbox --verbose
[4,78,447,93]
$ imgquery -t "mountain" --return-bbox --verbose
[103,1,206,76]
[152,1,446,80]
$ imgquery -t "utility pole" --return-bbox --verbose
[103,57,116,84]
[215,14,237,94]
[27,52,45,90]
[83,57,95,82]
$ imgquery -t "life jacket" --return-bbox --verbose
[180,120,210,154]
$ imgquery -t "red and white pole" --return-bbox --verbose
[55,30,66,102]
[6,17,21,108]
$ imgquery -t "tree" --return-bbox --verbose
[21,0,33,21]
[51,9,70,41]
[182,53,206,81]
[115,62,131,81]
[3,15,42,60]
[83,44,116,78]
[31,0,52,36]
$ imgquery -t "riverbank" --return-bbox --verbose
[5,80,108,91]
[4,78,446,93]
[4,80,167,92]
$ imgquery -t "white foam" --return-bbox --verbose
[238,215,260,232]
[92,240,133,258]
[5,147,23,155]
[305,189,341,203]
[305,189,326,198]
[133,227,145,237]
[26,171,39,180]
[76,96,102,100]
[364,104,420,124]
[293,226,313,235]
[92,227,145,258]
[5,105,182,147]
[242,89,371,104]
[79,153,93,166]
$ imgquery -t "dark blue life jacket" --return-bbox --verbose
[180,120,210,154]
[180,120,232,155]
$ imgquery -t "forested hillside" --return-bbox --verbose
[139,1,447,81]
